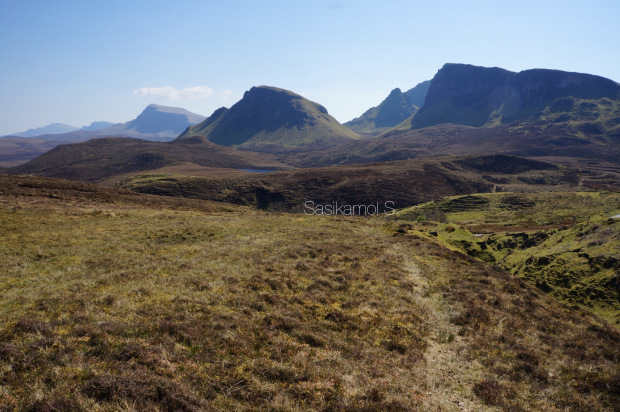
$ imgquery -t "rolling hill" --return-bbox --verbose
[8,136,287,182]
[178,86,360,152]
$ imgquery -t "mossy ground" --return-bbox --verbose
[395,191,620,327]
[1,182,619,410]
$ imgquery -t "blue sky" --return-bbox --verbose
[1,0,619,135]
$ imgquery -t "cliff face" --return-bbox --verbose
[502,69,620,122]
[410,63,619,129]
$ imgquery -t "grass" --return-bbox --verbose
[395,191,620,327]
[0,179,619,410]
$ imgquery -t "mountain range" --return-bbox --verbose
[3,62,620,177]
[0,104,207,167]
[5,121,117,138]
[4,105,205,141]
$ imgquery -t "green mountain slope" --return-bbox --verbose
[178,86,359,152]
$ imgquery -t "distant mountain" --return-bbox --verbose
[0,105,207,166]
[80,121,117,131]
[344,81,430,136]
[178,86,359,152]
[9,123,79,137]
[13,104,206,142]
[117,104,206,136]
[400,63,620,129]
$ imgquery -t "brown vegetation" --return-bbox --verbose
[0,178,619,410]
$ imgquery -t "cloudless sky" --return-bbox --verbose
[1,0,619,135]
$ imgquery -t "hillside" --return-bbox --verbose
[1,175,619,410]
[178,86,360,152]
[279,113,620,168]
[0,136,78,168]
[112,154,617,213]
[395,191,620,327]
[403,63,620,129]
[8,136,288,182]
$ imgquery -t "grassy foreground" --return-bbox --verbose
[1,182,619,411]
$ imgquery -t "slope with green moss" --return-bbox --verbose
[395,191,620,326]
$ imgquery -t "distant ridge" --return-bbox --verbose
[0,105,208,166]
[178,86,359,152]
[8,123,79,138]
[80,121,117,131]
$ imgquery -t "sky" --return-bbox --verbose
[1,0,619,135]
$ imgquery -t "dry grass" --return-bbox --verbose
[0,182,619,410]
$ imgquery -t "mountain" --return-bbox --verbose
[344,81,431,136]
[8,123,79,137]
[114,104,206,136]
[344,88,419,135]
[178,86,360,152]
[281,114,620,168]
[80,121,118,131]
[0,105,207,167]
[7,136,287,182]
[404,80,431,107]
[12,104,206,143]
[402,63,620,129]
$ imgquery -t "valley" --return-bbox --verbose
[1,61,620,410]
